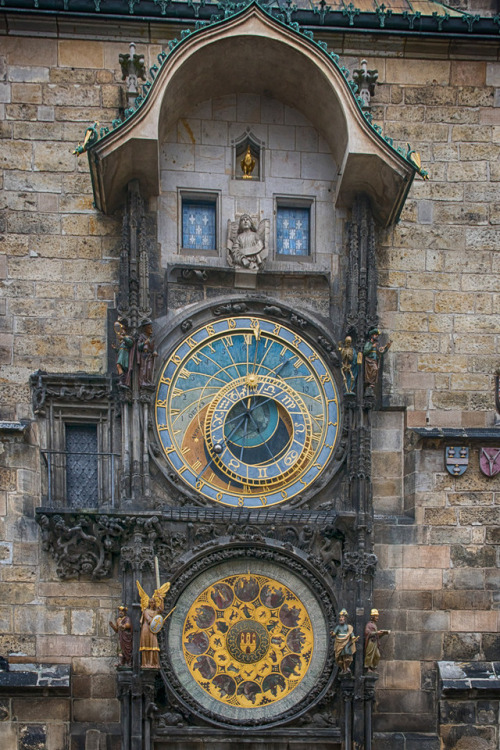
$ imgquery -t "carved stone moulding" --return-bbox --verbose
[160,543,337,729]
[30,370,114,415]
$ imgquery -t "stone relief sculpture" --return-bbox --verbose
[332,608,358,674]
[109,605,133,667]
[227,214,269,271]
[364,608,390,672]
[137,580,171,668]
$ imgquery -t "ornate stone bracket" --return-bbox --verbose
[38,513,129,579]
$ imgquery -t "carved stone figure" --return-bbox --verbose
[332,608,358,674]
[364,608,390,671]
[114,320,134,387]
[137,321,157,388]
[227,214,268,271]
[338,336,358,394]
[137,580,171,668]
[109,605,133,667]
[363,328,391,390]
[240,145,256,179]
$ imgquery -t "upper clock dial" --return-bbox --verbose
[155,316,340,507]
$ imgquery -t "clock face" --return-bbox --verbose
[155,316,340,507]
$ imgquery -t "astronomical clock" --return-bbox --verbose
[147,303,348,736]
[155,315,340,508]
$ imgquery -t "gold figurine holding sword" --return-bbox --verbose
[136,580,175,668]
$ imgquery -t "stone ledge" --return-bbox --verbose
[0,420,29,437]
[439,661,500,698]
[411,427,500,442]
[0,663,71,695]
[373,732,440,750]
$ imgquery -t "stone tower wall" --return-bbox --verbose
[0,23,499,750]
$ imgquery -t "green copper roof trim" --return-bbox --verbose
[81,0,428,181]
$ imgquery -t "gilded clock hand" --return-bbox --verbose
[239,411,250,461]
[246,356,295,415]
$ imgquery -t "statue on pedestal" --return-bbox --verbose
[332,608,358,674]
[364,608,390,672]
[363,328,391,391]
[137,580,171,668]
[114,320,134,388]
[109,605,133,667]
[338,337,359,394]
[137,321,157,388]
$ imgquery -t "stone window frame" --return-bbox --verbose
[273,195,315,262]
[178,188,221,257]
[38,398,117,510]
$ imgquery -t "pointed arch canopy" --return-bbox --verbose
[88,3,415,226]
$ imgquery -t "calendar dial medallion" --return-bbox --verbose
[155,316,340,507]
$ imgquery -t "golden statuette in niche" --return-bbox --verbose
[182,573,314,708]
[240,144,256,179]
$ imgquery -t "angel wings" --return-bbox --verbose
[227,214,269,271]
[136,580,171,612]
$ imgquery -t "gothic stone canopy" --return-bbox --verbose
[87,1,417,226]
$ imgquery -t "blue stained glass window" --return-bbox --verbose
[182,200,216,251]
[276,206,310,256]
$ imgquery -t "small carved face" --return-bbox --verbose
[372,613,379,623]
[345,337,352,345]
[339,613,346,625]
[239,214,252,230]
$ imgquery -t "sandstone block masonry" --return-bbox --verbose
[0,24,499,750]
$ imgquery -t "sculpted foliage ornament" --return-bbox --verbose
[38,514,127,579]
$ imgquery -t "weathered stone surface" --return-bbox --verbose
[12,697,70,721]
[443,633,481,660]
[441,725,495,750]
[72,698,119,723]
[482,634,500,661]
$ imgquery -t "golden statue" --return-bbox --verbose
[240,145,256,179]
[136,580,171,668]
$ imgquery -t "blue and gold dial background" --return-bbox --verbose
[155,316,340,507]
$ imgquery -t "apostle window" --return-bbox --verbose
[275,201,312,258]
[181,195,217,252]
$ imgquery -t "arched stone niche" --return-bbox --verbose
[89,4,415,226]
[159,93,338,270]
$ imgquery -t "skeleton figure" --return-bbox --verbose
[227,214,268,271]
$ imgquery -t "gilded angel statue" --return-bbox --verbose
[136,580,171,668]
[227,214,269,271]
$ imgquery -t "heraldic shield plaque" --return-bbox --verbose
[164,558,332,727]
